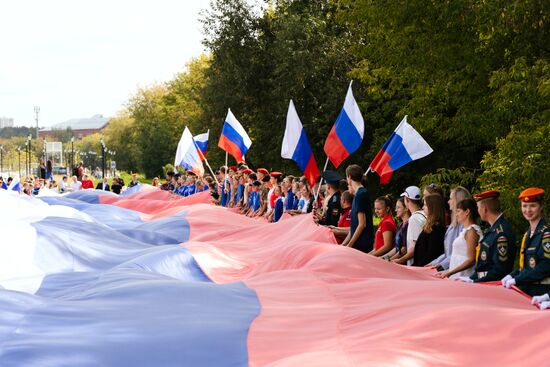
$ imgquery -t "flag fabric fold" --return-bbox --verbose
[218,109,252,163]
[369,115,433,184]
[175,127,205,177]
[281,100,320,187]
[323,81,364,168]
[194,130,209,160]
[7,175,20,192]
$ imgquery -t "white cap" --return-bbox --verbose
[401,186,421,200]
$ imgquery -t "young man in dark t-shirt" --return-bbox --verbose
[342,164,374,253]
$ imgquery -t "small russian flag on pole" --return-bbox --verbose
[368,116,433,184]
[175,127,205,177]
[218,109,252,163]
[194,130,209,160]
[323,81,364,168]
[281,100,320,187]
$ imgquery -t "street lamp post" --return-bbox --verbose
[0,145,3,174]
[27,134,32,177]
[17,147,21,177]
[70,136,74,172]
[34,106,40,140]
[100,138,106,179]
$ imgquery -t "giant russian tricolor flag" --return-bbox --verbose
[369,115,433,184]
[174,127,205,176]
[218,109,252,163]
[0,188,548,366]
[194,130,209,160]
[281,100,320,187]
[323,81,364,168]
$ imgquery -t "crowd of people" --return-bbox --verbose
[201,162,549,310]
[2,159,548,309]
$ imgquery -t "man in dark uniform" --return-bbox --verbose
[502,188,550,296]
[316,170,342,227]
[463,190,516,283]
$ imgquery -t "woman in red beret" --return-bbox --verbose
[502,188,550,299]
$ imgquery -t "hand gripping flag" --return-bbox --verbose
[281,100,320,187]
[175,127,205,176]
[369,115,433,184]
[194,130,209,160]
[323,81,364,168]
[218,109,252,163]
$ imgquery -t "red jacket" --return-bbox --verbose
[81,179,94,189]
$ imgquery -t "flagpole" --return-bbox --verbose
[314,157,329,202]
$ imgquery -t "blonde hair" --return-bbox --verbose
[450,186,471,227]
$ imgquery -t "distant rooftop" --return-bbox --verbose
[43,114,109,131]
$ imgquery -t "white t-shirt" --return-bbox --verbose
[59,180,68,193]
[407,210,426,266]
[71,181,82,192]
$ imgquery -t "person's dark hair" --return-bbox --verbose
[424,183,444,197]
[457,198,480,221]
[423,194,446,233]
[327,182,339,191]
[299,176,308,186]
[479,197,501,214]
[375,195,394,216]
[219,166,226,174]
[341,190,354,204]
[262,175,271,183]
[338,179,348,192]
[166,171,175,177]
[345,164,364,183]
[253,180,261,187]
[248,173,257,180]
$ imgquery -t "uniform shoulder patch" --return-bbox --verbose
[543,231,550,244]
[497,235,508,243]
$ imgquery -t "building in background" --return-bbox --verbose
[0,117,15,128]
[39,114,110,139]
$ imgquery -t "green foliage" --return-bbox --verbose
[162,163,174,177]
[98,0,548,227]
[0,126,33,138]
[478,58,550,233]
[102,113,140,173]
[419,168,478,197]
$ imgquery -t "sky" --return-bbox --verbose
[0,0,211,127]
